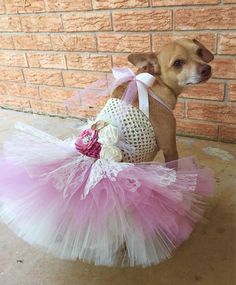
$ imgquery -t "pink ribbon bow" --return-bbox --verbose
[110,68,172,117]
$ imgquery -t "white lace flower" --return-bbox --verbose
[100,145,122,162]
[98,124,119,145]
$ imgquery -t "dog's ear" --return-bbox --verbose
[128,52,160,75]
[193,39,214,63]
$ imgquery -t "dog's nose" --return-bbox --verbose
[198,64,211,77]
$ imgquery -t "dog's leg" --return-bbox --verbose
[151,115,178,164]
[163,147,178,163]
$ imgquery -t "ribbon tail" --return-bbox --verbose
[122,80,138,105]
[110,67,136,97]
[136,81,149,118]
[135,73,156,118]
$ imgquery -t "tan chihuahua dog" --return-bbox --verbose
[112,38,214,163]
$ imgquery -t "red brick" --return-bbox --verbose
[63,71,105,88]
[0,95,30,110]
[180,82,224,101]
[228,82,236,101]
[97,33,151,52]
[68,104,102,118]
[0,82,7,95]
[113,10,172,31]
[152,33,216,53]
[13,34,52,50]
[9,84,39,98]
[51,34,96,52]
[218,33,236,55]
[93,0,148,9]
[5,0,45,13]
[152,0,220,5]
[174,101,185,119]
[62,12,112,32]
[175,7,236,30]
[24,69,63,86]
[0,67,24,82]
[45,0,92,12]
[39,86,75,101]
[0,0,5,14]
[112,55,137,70]
[224,0,236,3]
[211,57,236,79]
[219,124,236,143]
[29,99,42,112]
[66,54,112,72]
[176,119,218,140]
[27,53,66,69]
[21,15,63,32]
[0,51,27,67]
[0,35,14,49]
[187,101,236,124]
[0,82,39,98]
[0,16,21,32]
[30,99,67,116]
[65,87,109,110]
[41,101,68,115]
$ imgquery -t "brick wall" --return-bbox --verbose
[0,0,235,143]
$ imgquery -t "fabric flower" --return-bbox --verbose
[75,128,101,159]
[98,124,119,146]
[100,145,122,162]
[75,122,122,161]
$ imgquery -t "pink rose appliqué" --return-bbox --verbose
[75,128,101,159]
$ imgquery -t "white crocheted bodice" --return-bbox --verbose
[96,98,158,163]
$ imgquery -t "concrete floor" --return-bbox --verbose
[0,108,235,285]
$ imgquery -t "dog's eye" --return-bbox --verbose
[173,59,185,68]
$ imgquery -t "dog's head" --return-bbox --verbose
[128,38,214,94]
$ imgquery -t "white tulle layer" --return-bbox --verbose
[0,123,214,267]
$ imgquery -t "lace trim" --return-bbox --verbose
[82,160,132,199]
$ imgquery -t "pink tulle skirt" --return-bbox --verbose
[0,123,214,267]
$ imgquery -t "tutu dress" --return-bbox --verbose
[0,68,214,267]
